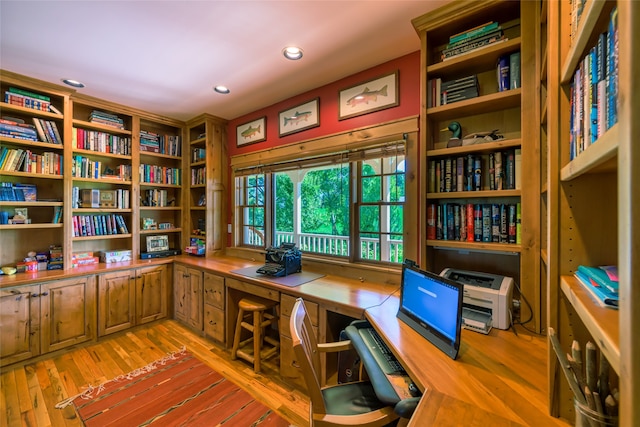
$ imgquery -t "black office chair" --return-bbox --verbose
[289,298,419,427]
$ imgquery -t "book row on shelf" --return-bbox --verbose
[0,148,62,175]
[569,6,618,160]
[191,147,206,163]
[4,87,52,112]
[441,21,507,61]
[139,164,182,185]
[140,131,182,156]
[72,127,132,155]
[427,75,479,108]
[72,213,129,237]
[0,117,62,144]
[428,149,521,193]
[72,155,132,180]
[0,182,37,201]
[427,202,521,245]
[141,189,173,207]
[497,51,521,91]
[191,166,206,185]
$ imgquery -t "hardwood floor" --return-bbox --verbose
[0,320,309,427]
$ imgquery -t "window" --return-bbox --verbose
[234,140,405,265]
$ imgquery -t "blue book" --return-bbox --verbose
[497,55,510,92]
[577,265,618,294]
[574,270,618,309]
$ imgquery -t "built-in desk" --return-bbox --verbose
[366,297,571,426]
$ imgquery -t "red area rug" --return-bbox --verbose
[56,348,291,427]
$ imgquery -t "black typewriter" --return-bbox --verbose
[256,242,302,277]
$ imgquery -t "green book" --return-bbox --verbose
[509,51,521,89]
[9,87,51,102]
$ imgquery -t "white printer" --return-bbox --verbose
[440,268,514,332]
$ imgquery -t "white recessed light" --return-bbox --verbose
[62,78,85,88]
[283,46,303,60]
[214,85,230,94]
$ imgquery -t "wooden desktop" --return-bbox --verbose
[365,297,570,426]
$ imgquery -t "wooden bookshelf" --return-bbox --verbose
[413,0,540,328]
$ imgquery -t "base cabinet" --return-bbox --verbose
[174,264,203,331]
[98,265,168,337]
[0,276,97,367]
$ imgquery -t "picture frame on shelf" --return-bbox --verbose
[236,116,266,146]
[278,98,320,137]
[338,71,399,120]
[146,235,169,252]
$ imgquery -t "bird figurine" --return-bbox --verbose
[441,121,463,147]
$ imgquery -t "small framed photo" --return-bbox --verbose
[339,71,399,120]
[146,235,169,252]
[278,98,320,137]
[236,116,266,147]
[14,207,28,219]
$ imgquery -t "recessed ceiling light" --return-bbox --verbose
[214,85,230,94]
[62,78,85,88]
[283,46,303,60]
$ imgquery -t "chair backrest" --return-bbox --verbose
[290,297,327,414]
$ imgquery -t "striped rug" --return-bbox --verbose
[56,348,291,427]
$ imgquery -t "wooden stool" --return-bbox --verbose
[231,297,280,373]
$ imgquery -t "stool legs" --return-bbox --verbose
[231,298,280,373]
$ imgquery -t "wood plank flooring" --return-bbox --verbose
[0,320,309,427]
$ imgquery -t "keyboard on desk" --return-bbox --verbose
[359,327,406,375]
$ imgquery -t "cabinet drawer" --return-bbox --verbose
[280,335,307,390]
[281,294,318,325]
[203,272,225,309]
[204,304,225,344]
[226,278,279,302]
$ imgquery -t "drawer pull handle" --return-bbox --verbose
[292,361,300,368]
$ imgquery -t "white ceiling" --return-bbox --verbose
[0,1,447,122]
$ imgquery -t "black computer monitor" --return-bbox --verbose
[396,260,464,360]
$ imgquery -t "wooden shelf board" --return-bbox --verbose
[560,275,619,374]
[72,119,132,136]
[427,138,521,157]
[190,137,206,146]
[72,148,132,160]
[191,160,206,167]
[72,234,132,241]
[427,38,522,76]
[140,228,182,235]
[427,189,521,199]
[427,239,521,253]
[0,201,63,207]
[0,101,63,119]
[560,0,607,83]
[139,151,181,160]
[139,206,181,211]
[73,208,132,213]
[0,171,63,179]
[139,182,182,188]
[72,177,132,185]
[0,137,64,150]
[560,124,619,181]
[0,223,63,230]
[426,89,522,121]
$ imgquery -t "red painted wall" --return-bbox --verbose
[227,51,420,156]
[225,51,420,246]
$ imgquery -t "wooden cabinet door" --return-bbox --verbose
[98,270,135,336]
[136,265,167,325]
[41,276,96,353]
[185,267,203,331]
[204,305,225,344]
[174,264,189,323]
[203,272,224,309]
[0,285,41,366]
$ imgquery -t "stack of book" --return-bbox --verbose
[441,75,479,105]
[32,118,62,144]
[72,251,99,267]
[4,87,51,112]
[441,21,506,62]
[89,110,125,129]
[0,183,37,201]
[48,245,64,270]
[574,265,619,309]
[140,130,161,153]
[0,117,38,141]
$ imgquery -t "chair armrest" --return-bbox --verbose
[317,340,353,353]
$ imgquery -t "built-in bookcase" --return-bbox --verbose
[413,0,540,328]
[138,117,184,255]
[0,71,71,268]
[547,0,639,424]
